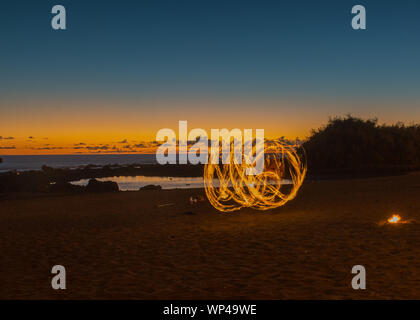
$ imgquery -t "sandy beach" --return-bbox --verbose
[0,172,419,299]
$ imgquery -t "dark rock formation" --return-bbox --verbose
[48,181,84,193]
[139,184,162,191]
[85,179,119,193]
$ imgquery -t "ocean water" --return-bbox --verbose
[1,154,292,191]
[0,154,157,172]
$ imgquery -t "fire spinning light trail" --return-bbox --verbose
[204,140,307,212]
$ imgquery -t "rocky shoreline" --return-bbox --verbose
[0,160,415,195]
[0,163,203,194]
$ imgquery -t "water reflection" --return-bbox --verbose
[71,176,292,191]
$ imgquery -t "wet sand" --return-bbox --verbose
[0,172,419,299]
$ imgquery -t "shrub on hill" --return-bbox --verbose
[303,115,420,173]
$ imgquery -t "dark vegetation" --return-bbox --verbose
[303,116,420,176]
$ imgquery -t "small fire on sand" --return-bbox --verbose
[387,214,401,224]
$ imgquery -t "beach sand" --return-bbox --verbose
[0,172,419,299]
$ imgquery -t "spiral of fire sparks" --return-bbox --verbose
[203,140,307,212]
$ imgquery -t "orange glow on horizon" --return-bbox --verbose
[2,96,418,155]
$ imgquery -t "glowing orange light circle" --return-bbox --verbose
[203,140,307,212]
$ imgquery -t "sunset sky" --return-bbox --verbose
[1,0,419,154]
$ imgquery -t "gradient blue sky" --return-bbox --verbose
[0,0,419,153]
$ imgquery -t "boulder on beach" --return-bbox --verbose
[86,179,119,193]
[139,184,162,191]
